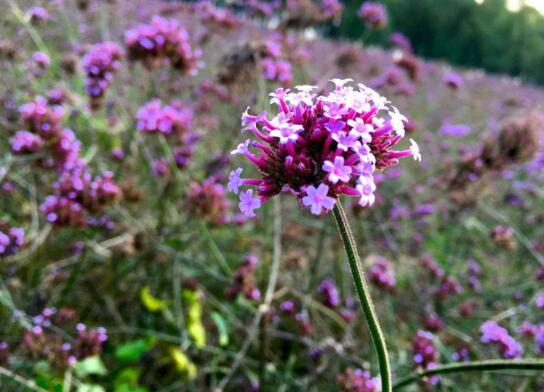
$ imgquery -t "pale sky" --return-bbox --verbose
[475,0,544,14]
[507,0,544,13]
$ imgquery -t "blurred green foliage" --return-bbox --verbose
[329,0,544,84]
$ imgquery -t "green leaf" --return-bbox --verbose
[211,312,229,347]
[77,384,106,392]
[169,347,197,380]
[115,339,154,362]
[140,286,166,312]
[184,289,206,348]
[73,356,107,377]
[115,385,148,392]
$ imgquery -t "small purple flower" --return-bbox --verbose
[356,175,376,207]
[302,184,336,215]
[228,168,243,194]
[412,330,440,384]
[269,123,303,144]
[323,157,352,184]
[332,131,360,152]
[239,189,261,217]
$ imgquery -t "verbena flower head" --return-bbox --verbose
[229,80,419,216]
[412,330,440,385]
[25,6,50,23]
[317,277,341,308]
[368,256,396,290]
[82,42,123,109]
[358,2,388,30]
[0,222,25,257]
[19,97,64,140]
[336,367,380,392]
[125,16,202,74]
[136,99,194,136]
[187,178,230,226]
[10,130,44,154]
[480,320,523,359]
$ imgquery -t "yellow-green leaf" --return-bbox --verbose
[140,286,166,312]
[169,347,197,380]
[183,290,206,348]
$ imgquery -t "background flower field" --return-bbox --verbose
[0,0,543,391]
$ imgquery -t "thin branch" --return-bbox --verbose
[393,359,544,390]
[0,367,48,392]
[215,197,282,391]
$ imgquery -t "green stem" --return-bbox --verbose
[333,201,392,392]
[393,359,544,390]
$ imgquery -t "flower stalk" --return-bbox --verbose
[333,201,392,392]
[392,359,544,390]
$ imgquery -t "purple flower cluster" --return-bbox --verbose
[40,168,121,227]
[73,323,108,360]
[424,313,445,332]
[412,330,440,385]
[0,222,25,257]
[537,292,544,309]
[443,71,464,90]
[262,57,293,85]
[10,130,44,154]
[358,2,388,30]
[137,99,197,170]
[193,1,240,29]
[519,322,544,355]
[23,307,107,370]
[317,277,341,308]
[418,255,463,300]
[390,32,413,54]
[321,0,344,21]
[229,80,419,217]
[137,99,194,136]
[227,255,261,300]
[336,368,380,392]
[259,38,293,85]
[368,256,396,290]
[419,255,444,279]
[14,97,85,171]
[465,259,482,292]
[187,178,230,226]
[480,320,523,359]
[25,6,50,23]
[31,51,50,75]
[82,42,123,108]
[436,275,463,301]
[125,16,202,74]
[452,346,471,362]
[19,96,65,140]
